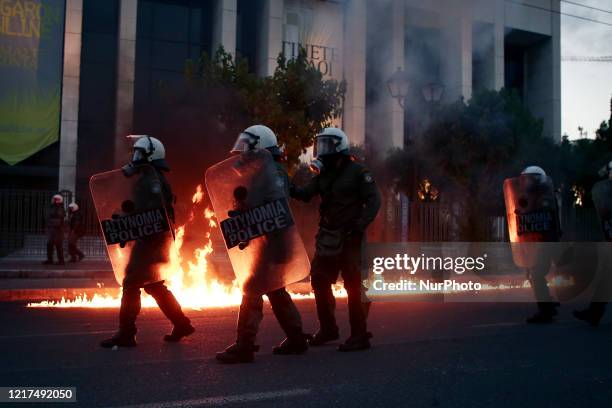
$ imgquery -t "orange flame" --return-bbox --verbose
[28,185,346,309]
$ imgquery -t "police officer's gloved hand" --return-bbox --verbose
[122,163,138,177]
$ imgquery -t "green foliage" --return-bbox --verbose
[386,90,612,239]
[187,46,346,173]
[557,116,612,206]
[387,89,553,239]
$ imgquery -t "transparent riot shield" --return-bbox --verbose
[89,165,173,287]
[589,180,612,303]
[503,175,559,268]
[205,149,310,295]
[592,180,612,241]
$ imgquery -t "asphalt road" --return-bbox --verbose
[0,299,611,408]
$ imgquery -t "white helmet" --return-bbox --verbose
[129,135,169,170]
[521,165,547,183]
[231,125,280,156]
[314,127,350,157]
[51,194,63,204]
[68,203,79,212]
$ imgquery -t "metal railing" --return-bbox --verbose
[0,189,104,258]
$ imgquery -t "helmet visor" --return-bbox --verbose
[132,147,147,163]
[231,133,258,154]
[314,136,339,157]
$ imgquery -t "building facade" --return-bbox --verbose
[0,0,561,194]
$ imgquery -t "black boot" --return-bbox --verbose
[144,282,192,342]
[573,303,606,326]
[308,328,340,346]
[337,334,371,352]
[164,323,195,342]
[526,302,558,324]
[100,332,137,348]
[216,343,259,364]
[272,336,308,355]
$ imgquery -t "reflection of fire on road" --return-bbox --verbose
[28,184,346,309]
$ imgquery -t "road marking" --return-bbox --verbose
[113,389,312,408]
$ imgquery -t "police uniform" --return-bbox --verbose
[233,161,306,352]
[292,156,381,340]
[45,203,65,264]
[68,209,85,261]
[114,168,192,341]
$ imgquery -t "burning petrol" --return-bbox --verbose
[28,184,346,309]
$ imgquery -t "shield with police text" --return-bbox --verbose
[89,165,173,286]
[205,149,310,295]
[592,180,612,241]
[503,175,560,268]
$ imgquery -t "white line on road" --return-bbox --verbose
[112,389,312,408]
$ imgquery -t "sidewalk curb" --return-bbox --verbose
[0,269,113,279]
[0,287,121,302]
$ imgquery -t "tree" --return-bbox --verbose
[387,89,559,240]
[556,103,612,207]
[188,47,346,173]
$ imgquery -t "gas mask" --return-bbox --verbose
[309,136,342,175]
[131,147,148,164]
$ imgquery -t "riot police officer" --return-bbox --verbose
[67,203,85,262]
[573,160,612,326]
[216,125,308,363]
[100,136,195,348]
[291,127,381,351]
[43,194,65,265]
[515,166,561,323]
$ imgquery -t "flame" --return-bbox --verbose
[28,184,346,309]
[417,178,439,202]
[192,185,204,204]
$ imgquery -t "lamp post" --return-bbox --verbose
[386,67,410,109]
[421,82,444,105]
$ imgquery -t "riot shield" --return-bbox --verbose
[592,180,612,241]
[503,175,559,268]
[589,180,612,302]
[89,165,173,286]
[205,149,310,295]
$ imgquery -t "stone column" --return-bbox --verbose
[550,1,561,141]
[441,3,472,103]
[524,4,561,141]
[113,0,138,168]
[213,0,237,55]
[342,0,366,147]
[493,0,505,90]
[389,0,405,148]
[58,0,83,193]
[256,0,283,77]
